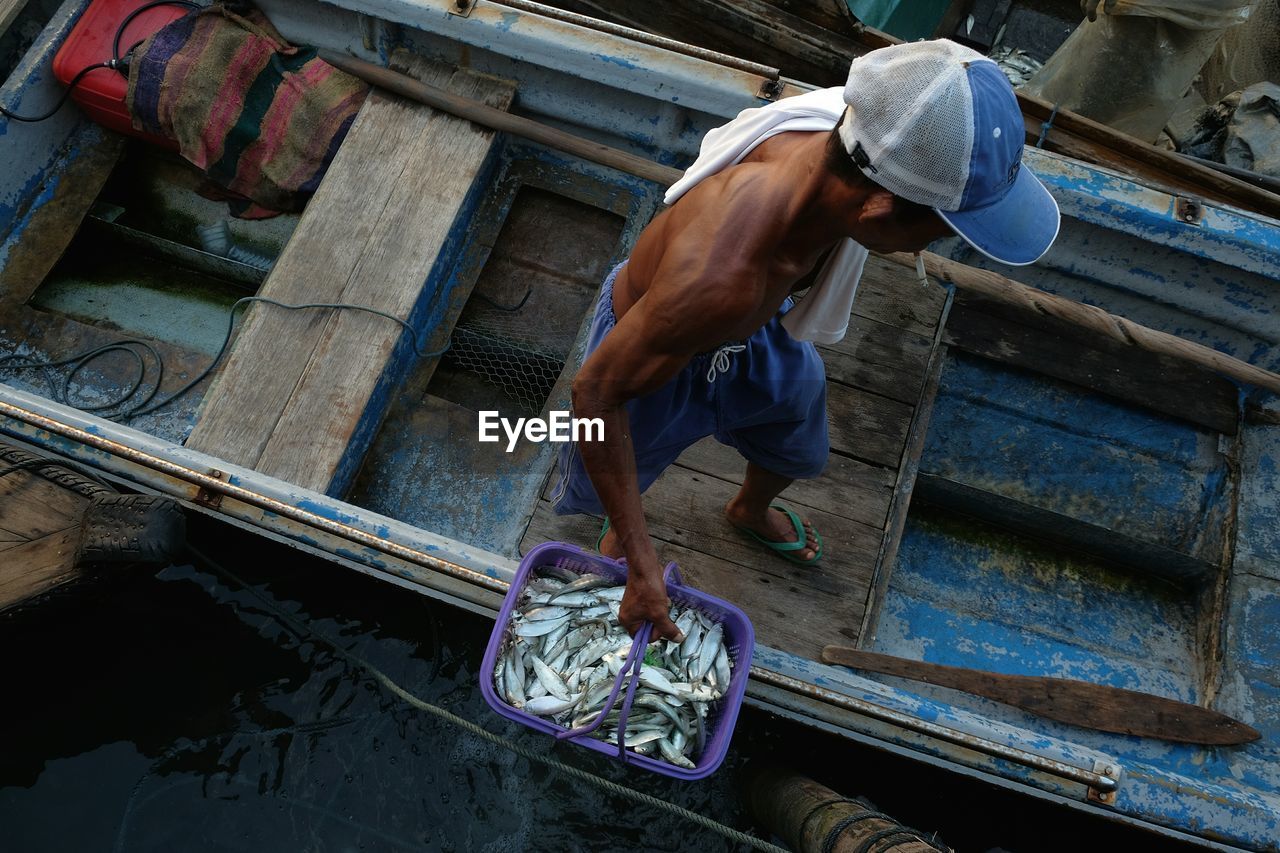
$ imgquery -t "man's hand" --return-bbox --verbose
[618,562,683,643]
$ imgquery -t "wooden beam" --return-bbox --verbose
[186,56,516,494]
[883,250,1280,396]
[944,289,1240,435]
[318,51,680,187]
[0,132,125,306]
[1017,91,1280,222]
[914,472,1219,585]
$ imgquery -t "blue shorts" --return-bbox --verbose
[551,262,829,516]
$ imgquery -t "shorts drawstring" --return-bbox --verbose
[706,343,747,383]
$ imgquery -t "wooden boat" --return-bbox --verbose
[3,0,1280,848]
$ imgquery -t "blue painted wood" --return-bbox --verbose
[0,0,95,258]
[876,509,1204,700]
[920,351,1234,573]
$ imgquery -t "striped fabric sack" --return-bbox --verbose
[125,2,369,218]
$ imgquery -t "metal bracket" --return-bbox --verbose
[449,0,477,17]
[193,468,227,509]
[1174,197,1204,226]
[1088,759,1120,806]
[756,78,784,101]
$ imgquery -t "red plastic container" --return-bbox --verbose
[51,0,189,146]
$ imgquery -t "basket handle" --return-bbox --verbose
[555,560,680,756]
[555,622,650,742]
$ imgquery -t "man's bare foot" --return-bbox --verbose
[724,498,819,562]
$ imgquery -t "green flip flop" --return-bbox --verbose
[736,504,822,565]
[596,516,610,552]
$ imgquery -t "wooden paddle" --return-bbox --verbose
[821,645,1260,745]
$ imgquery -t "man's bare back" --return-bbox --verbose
[610,132,843,338]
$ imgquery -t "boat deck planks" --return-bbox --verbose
[521,257,949,658]
[0,469,88,610]
[184,55,515,495]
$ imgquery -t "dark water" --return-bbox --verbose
[0,515,1197,852]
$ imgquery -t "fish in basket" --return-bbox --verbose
[479,542,754,780]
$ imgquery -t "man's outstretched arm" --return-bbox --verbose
[571,280,752,642]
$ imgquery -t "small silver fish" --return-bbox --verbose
[694,623,723,681]
[531,655,570,701]
[638,666,680,697]
[547,574,614,601]
[535,566,579,583]
[521,605,571,622]
[524,693,581,716]
[635,694,690,739]
[714,644,731,690]
[513,617,568,638]
[658,737,696,769]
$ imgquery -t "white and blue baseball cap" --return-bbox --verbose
[837,39,1060,266]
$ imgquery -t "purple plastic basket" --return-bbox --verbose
[479,541,755,781]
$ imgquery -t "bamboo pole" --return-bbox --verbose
[751,769,945,853]
[318,50,682,187]
[321,50,1280,396]
[883,250,1280,395]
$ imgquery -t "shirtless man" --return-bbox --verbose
[552,40,1060,641]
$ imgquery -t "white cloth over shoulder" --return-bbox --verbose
[665,87,869,345]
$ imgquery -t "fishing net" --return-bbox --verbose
[442,288,574,418]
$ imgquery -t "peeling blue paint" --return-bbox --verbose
[590,51,639,71]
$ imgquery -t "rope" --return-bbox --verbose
[797,796,864,844]
[186,544,787,853]
[818,808,895,853]
[851,827,943,853]
[1034,103,1060,149]
[0,296,451,421]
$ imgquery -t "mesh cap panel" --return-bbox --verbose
[841,41,988,211]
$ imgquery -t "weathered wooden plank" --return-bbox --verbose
[944,289,1240,436]
[0,528,83,609]
[914,472,1217,585]
[0,469,89,611]
[186,58,515,494]
[256,68,515,492]
[0,474,89,540]
[525,465,881,595]
[825,382,913,469]
[548,0,856,87]
[676,436,895,530]
[0,132,125,305]
[847,256,948,337]
[818,312,935,405]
